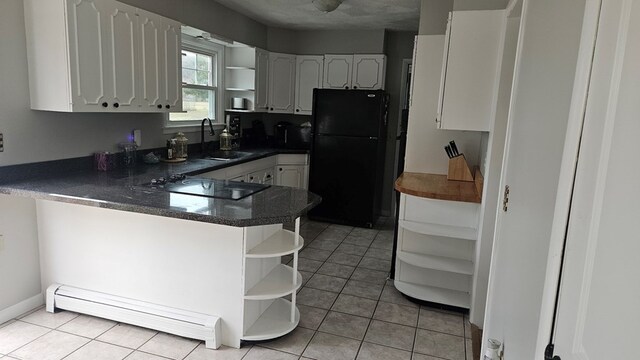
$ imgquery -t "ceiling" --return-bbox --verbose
[213,0,421,31]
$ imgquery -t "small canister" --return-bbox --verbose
[219,128,233,151]
[118,142,138,168]
[175,132,188,159]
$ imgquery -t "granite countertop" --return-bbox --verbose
[0,148,320,227]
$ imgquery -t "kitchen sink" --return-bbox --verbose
[204,150,253,161]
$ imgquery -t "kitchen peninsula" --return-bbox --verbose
[0,150,320,349]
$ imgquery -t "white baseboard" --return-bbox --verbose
[0,293,44,324]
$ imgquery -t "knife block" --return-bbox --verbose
[448,154,475,182]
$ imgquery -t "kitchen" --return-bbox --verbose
[0,1,640,358]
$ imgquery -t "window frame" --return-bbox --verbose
[165,34,225,131]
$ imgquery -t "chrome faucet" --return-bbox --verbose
[201,118,216,154]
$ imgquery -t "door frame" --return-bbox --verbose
[533,0,603,357]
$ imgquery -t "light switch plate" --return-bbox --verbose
[132,129,141,147]
[0,235,4,252]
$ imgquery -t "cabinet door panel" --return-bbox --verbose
[109,3,139,110]
[438,10,504,131]
[268,53,296,113]
[277,165,303,188]
[162,18,182,111]
[295,56,324,115]
[67,0,110,110]
[255,48,270,111]
[323,55,353,89]
[138,9,164,110]
[352,55,386,90]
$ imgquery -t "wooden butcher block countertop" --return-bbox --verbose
[394,171,484,203]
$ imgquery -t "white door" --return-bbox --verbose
[108,1,139,111]
[138,8,164,111]
[268,53,296,113]
[254,48,270,111]
[161,18,182,111]
[352,55,386,90]
[323,55,353,89]
[66,0,111,111]
[295,56,323,115]
[276,165,302,188]
[545,0,640,358]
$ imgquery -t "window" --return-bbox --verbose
[168,37,224,127]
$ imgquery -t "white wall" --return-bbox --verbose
[470,14,520,327]
[0,195,41,323]
[404,35,483,174]
[481,0,586,357]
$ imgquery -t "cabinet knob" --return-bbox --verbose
[165,105,171,109]
[296,109,300,112]
[270,107,274,111]
[279,168,283,171]
[102,102,108,108]
[345,86,349,89]
[113,103,119,108]
[157,104,162,109]
[353,86,358,89]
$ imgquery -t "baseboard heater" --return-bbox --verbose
[46,284,221,349]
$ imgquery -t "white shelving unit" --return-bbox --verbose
[241,219,303,341]
[225,47,257,112]
[394,194,479,308]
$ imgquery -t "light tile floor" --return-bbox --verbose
[0,217,474,360]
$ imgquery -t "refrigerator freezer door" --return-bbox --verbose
[313,89,385,137]
[309,135,379,226]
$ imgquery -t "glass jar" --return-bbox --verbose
[118,142,138,168]
[219,128,233,151]
[174,132,188,159]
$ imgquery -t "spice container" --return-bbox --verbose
[174,132,188,159]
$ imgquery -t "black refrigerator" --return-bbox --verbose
[308,89,389,228]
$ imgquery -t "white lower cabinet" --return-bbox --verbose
[197,154,308,189]
[242,221,303,341]
[394,194,479,308]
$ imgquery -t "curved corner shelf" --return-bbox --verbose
[242,298,300,341]
[244,265,302,300]
[394,280,470,309]
[246,229,304,258]
[399,219,477,241]
[397,250,473,275]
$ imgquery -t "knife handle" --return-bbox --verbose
[444,145,453,158]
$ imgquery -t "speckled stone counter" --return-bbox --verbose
[0,149,319,227]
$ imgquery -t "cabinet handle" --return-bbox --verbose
[102,102,108,108]
[157,104,162,109]
[165,105,171,109]
[113,103,119,108]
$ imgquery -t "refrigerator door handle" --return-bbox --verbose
[369,137,378,140]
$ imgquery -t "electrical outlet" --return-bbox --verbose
[132,129,141,147]
[0,132,4,152]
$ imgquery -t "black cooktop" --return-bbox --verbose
[144,174,270,200]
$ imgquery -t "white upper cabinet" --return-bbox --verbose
[436,10,505,131]
[323,54,386,90]
[161,17,182,111]
[294,56,324,115]
[352,55,386,90]
[138,9,164,111]
[24,0,182,113]
[323,55,353,89]
[268,53,296,113]
[254,48,270,111]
